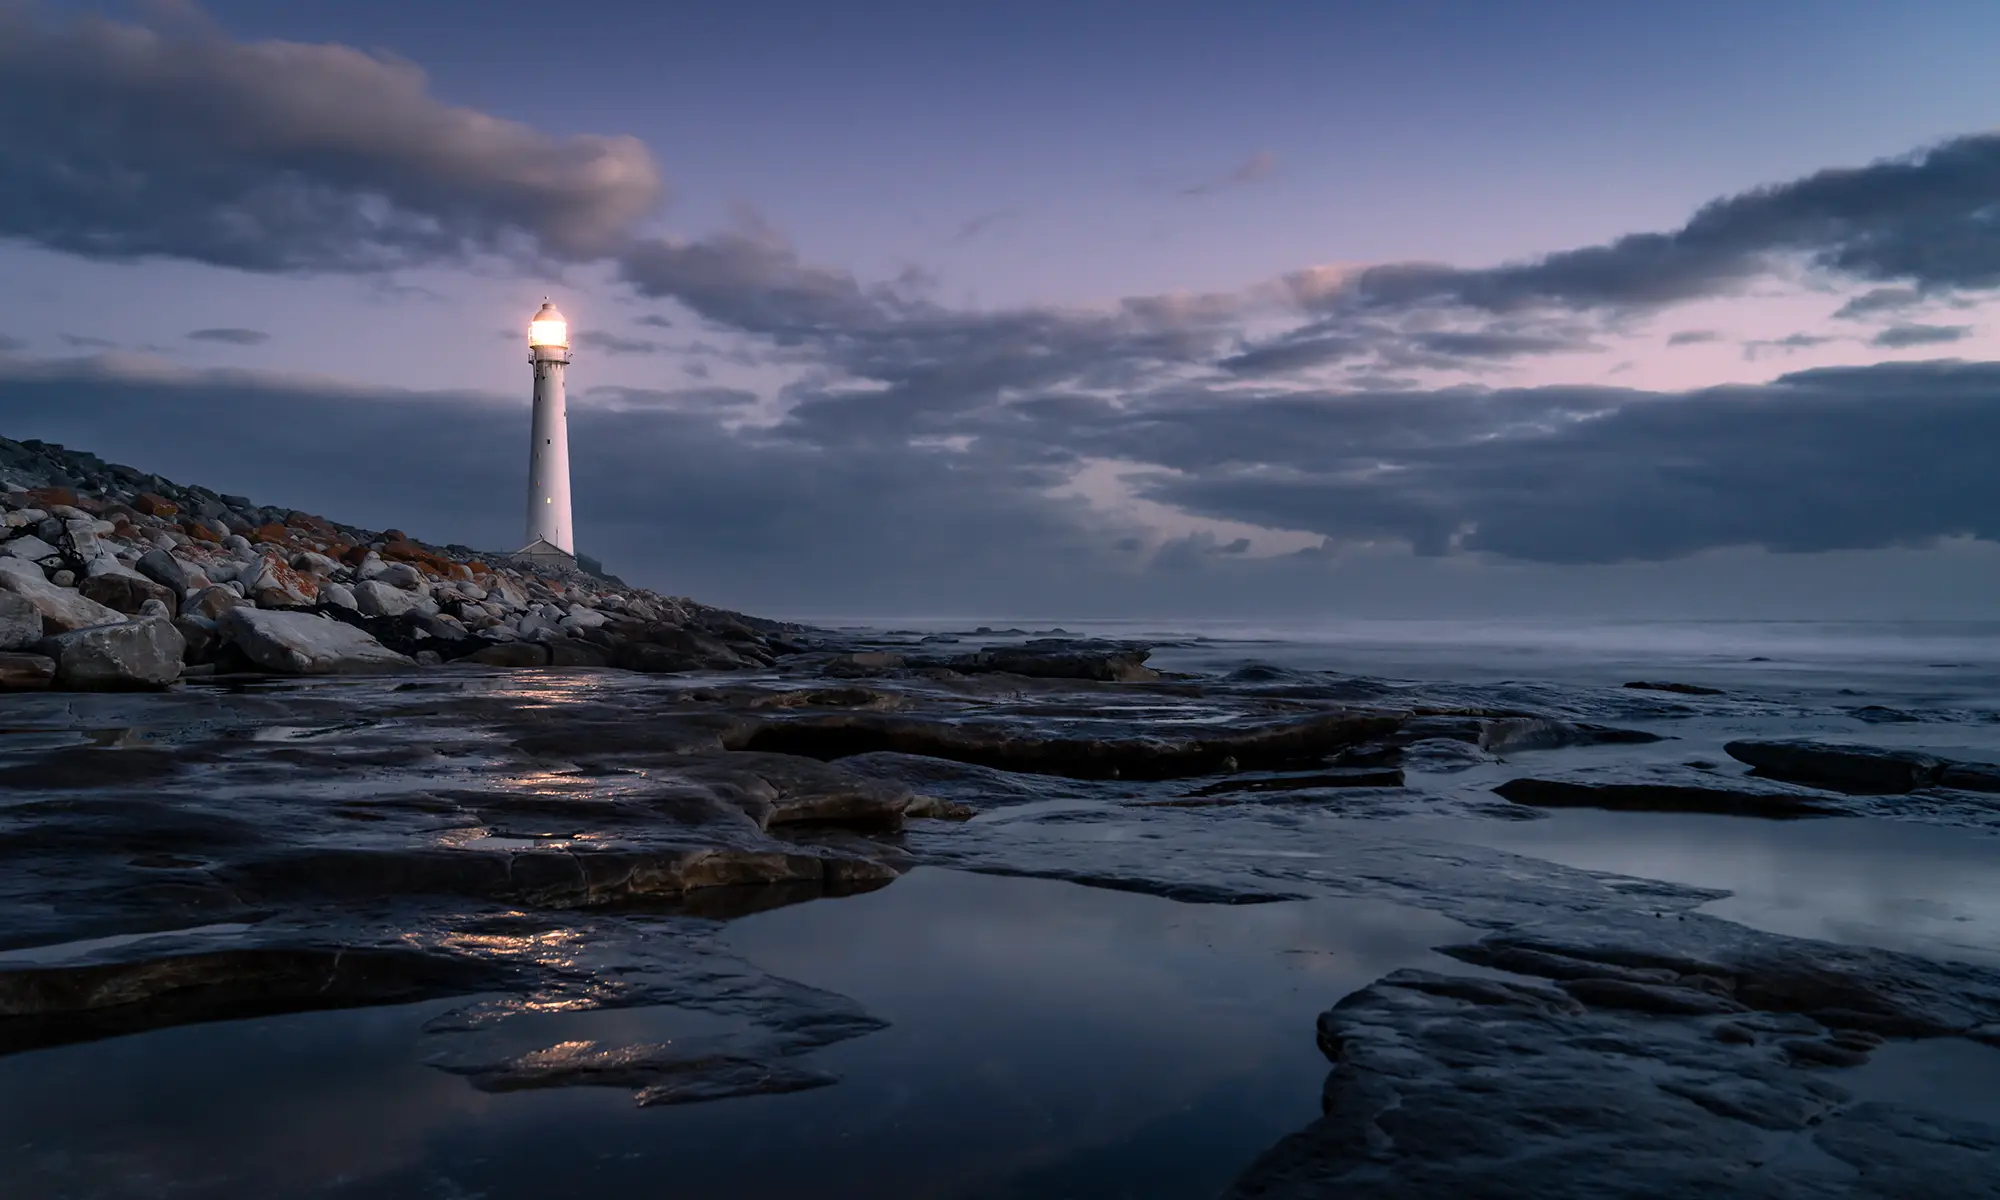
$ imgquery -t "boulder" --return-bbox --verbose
[289,551,342,576]
[1724,739,1945,794]
[0,558,125,632]
[320,581,358,611]
[218,607,415,674]
[42,617,185,689]
[354,578,423,618]
[1,533,59,561]
[374,562,425,590]
[174,615,220,665]
[0,592,40,650]
[243,554,319,607]
[79,571,178,615]
[564,603,610,629]
[0,651,55,689]
[180,584,247,622]
[134,547,190,595]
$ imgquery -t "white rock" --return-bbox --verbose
[224,580,246,597]
[2,534,59,561]
[152,533,179,552]
[321,581,358,611]
[63,520,102,558]
[0,591,41,650]
[218,608,415,674]
[184,567,213,592]
[138,598,172,619]
[564,604,609,629]
[222,534,255,560]
[3,509,45,529]
[374,562,424,590]
[290,551,341,576]
[356,553,390,581]
[243,555,318,607]
[457,582,488,602]
[85,555,148,581]
[0,557,125,632]
[354,578,422,618]
[43,616,184,688]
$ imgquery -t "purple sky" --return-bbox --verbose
[5,0,2000,619]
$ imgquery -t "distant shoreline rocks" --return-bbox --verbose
[0,435,795,689]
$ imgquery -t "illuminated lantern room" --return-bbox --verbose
[529,301,569,349]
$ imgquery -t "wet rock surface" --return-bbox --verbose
[5,438,2000,1196]
[1226,921,2000,1198]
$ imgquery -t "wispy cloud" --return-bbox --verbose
[954,207,1022,242]
[1872,323,1970,348]
[576,330,662,356]
[1180,151,1276,197]
[1667,329,1721,346]
[187,327,269,346]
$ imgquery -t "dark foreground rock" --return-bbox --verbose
[1496,769,1851,818]
[1625,679,1725,696]
[1226,922,2000,1199]
[1726,739,1954,794]
[734,709,1409,780]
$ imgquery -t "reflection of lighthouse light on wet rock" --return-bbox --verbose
[521,299,574,561]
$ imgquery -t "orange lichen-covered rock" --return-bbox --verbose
[27,486,78,509]
[245,555,319,607]
[285,511,336,536]
[133,493,179,517]
[252,521,290,545]
[182,521,223,543]
[380,539,456,575]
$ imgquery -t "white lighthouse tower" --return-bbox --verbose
[518,300,575,565]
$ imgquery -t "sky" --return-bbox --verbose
[5,0,2000,620]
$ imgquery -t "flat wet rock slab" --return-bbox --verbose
[2,653,1999,1195]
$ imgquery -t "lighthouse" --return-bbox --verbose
[518,300,575,564]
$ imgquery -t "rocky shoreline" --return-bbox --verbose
[0,435,821,688]
[4,434,1999,1195]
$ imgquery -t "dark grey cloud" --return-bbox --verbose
[187,327,269,346]
[0,335,23,354]
[576,330,661,356]
[60,334,116,349]
[1834,287,1924,320]
[633,314,675,329]
[620,227,1241,444]
[1096,362,2000,565]
[1871,323,1969,348]
[1294,130,2000,322]
[1181,151,1276,197]
[1220,324,1591,376]
[4,355,1999,615]
[1667,329,1721,346]
[0,7,663,272]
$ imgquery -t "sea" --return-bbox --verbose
[5,617,1998,1198]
